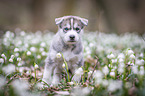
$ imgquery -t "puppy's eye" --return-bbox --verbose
[64,28,69,32]
[75,27,80,32]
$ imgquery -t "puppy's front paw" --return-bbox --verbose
[36,82,48,90]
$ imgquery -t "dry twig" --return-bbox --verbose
[86,56,99,83]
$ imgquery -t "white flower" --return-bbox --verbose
[75,67,83,76]
[110,71,115,77]
[26,71,30,75]
[17,41,22,46]
[71,86,90,96]
[20,31,26,36]
[41,51,46,56]
[30,47,36,52]
[85,47,91,55]
[111,69,115,72]
[38,72,43,77]
[129,54,135,60]
[118,67,124,74]
[86,55,91,59]
[130,63,134,66]
[111,59,117,63]
[19,67,24,73]
[89,43,94,47]
[2,64,15,74]
[114,66,117,69]
[24,43,29,48]
[86,50,91,55]
[27,51,31,56]
[132,65,138,74]
[102,66,109,75]
[9,58,13,62]
[110,54,115,58]
[55,91,70,95]
[5,31,14,38]
[128,61,134,66]
[40,42,46,47]
[0,58,4,63]
[68,82,74,85]
[14,48,19,52]
[140,59,144,63]
[136,59,144,65]
[56,53,62,58]
[118,63,125,74]
[117,53,125,59]
[10,55,15,59]
[17,57,21,62]
[119,63,125,68]
[108,80,122,92]
[139,53,144,57]
[107,53,115,59]
[1,54,5,57]
[126,49,134,55]
[85,47,90,51]
[15,53,19,57]
[118,58,124,63]
[18,62,23,66]
[139,66,144,76]
[1,54,6,60]
[39,48,44,52]
[37,55,41,59]
[62,63,65,68]
[34,63,39,69]
[93,70,103,79]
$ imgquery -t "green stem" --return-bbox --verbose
[60,53,70,82]
[34,68,36,83]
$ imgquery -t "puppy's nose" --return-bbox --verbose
[69,35,75,40]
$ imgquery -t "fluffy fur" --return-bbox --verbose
[42,16,88,84]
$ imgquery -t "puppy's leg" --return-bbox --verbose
[42,56,55,85]
[71,57,84,82]
[51,66,61,85]
[70,57,84,74]
[78,56,84,67]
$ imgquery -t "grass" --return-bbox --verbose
[0,30,145,96]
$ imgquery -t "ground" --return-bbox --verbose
[0,30,145,96]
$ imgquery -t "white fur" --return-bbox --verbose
[42,16,88,85]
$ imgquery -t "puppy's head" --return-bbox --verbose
[55,16,88,44]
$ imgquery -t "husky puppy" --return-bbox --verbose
[42,16,88,84]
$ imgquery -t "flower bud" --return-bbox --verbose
[110,71,115,77]
[62,63,65,68]
[34,63,39,69]
[56,53,62,58]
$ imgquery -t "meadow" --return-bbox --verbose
[0,30,145,96]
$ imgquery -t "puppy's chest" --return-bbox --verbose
[62,49,78,61]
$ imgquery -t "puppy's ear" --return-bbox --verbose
[55,17,63,25]
[80,18,88,26]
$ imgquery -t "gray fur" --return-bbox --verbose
[42,16,88,85]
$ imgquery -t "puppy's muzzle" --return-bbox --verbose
[69,35,75,41]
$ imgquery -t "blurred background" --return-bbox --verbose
[0,0,145,35]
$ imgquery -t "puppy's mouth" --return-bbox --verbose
[68,40,76,42]
[67,40,77,44]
